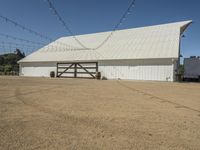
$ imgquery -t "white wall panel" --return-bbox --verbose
[20,58,175,81]
[99,59,174,81]
[20,62,57,77]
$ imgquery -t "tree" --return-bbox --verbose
[179,64,184,75]
[0,56,4,65]
[0,49,25,74]
[4,54,17,65]
[4,64,12,72]
[15,49,25,59]
[0,65,4,72]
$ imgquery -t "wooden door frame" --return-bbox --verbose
[57,62,98,79]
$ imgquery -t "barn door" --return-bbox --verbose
[57,62,98,79]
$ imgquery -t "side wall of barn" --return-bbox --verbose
[19,58,176,81]
[98,59,175,81]
[19,62,57,77]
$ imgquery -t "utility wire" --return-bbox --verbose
[0,43,36,54]
[45,0,136,50]
[94,0,136,50]
[0,15,85,50]
[0,44,35,51]
[0,41,39,48]
[0,39,56,52]
[1,0,136,53]
[0,33,88,50]
[0,33,44,46]
[0,15,51,41]
[46,0,89,49]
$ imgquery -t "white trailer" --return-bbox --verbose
[184,57,200,81]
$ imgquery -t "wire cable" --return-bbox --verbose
[94,0,136,50]
[0,15,86,50]
[0,41,39,48]
[0,44,36,54]
[0,32,45,46]
[45,0,89,49]
[45,0,136,50]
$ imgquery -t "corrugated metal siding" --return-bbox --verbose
[20,62,56,77]
[99,59,174,81]
[20,58,174,81]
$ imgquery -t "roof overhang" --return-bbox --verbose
[180,20,192,34]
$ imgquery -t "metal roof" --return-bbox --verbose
[19,20,192,63]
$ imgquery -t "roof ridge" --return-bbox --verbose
[59,20,192,38]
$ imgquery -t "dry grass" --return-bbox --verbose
[0,76,200,150]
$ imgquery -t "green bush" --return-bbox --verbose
[0,56,4,65]
[0,49,25,75]
[4,65,12,72]
[0,65,4,72]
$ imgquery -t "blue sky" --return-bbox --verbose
[0,0,199,59]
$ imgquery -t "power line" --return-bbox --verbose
[0,45,34,51]
[0,33,44,46]
[0,32,89,52]
[45,0,136,50]
[0,15,86,50]
[0,15,51,41]
[0,38,88,54]
[0,45,34,50]
[0,41,38,48]
[1,0,136,53]
[94,0,136,50]
[45,0,89,49]
[0,44,36,54]
[0,40,58,52]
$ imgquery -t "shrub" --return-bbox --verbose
[4,64,12,73]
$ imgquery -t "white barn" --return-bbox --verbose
[18,20,192,81]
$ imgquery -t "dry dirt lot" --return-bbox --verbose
[0,76,200,150]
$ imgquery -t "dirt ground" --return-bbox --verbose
[0,76,200,150]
